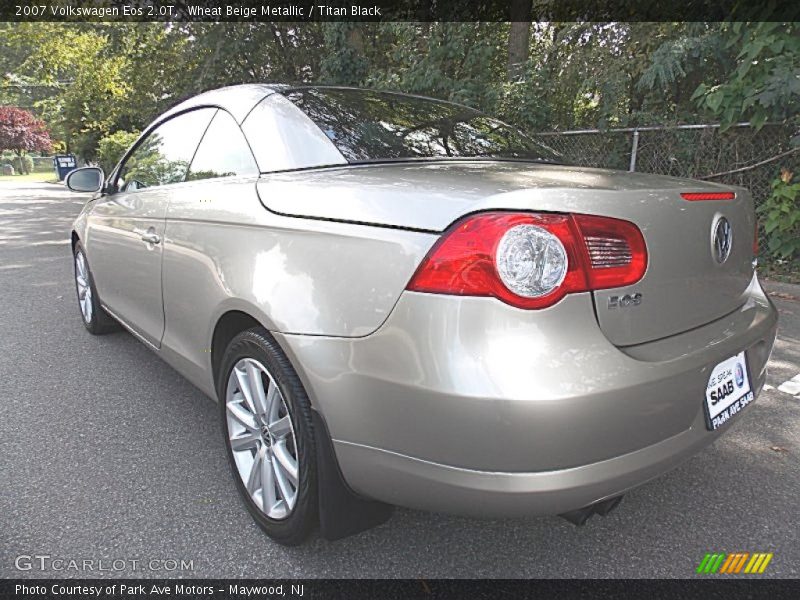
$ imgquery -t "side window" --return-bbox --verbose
[186,110,259,181]
[241,93,346,172]
[116,108,216,191]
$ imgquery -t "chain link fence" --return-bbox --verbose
[532,123,800,212]
[0,153,56,175]
[31,156,55,172]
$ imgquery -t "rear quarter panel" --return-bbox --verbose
[160,176,436,395]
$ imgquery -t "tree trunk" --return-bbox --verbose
[507,0,532,80]
[197,26,225,93]
[347,25,366,56]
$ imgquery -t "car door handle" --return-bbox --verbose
[141,232,161,244]
[134,228,161,245]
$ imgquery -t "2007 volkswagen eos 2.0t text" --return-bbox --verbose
[66,84,778,545]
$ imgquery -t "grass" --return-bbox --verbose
[0,171,59,183]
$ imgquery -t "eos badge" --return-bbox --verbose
[608,293,643,309]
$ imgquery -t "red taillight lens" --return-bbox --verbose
[405,212,588,309]
[680,191,735,201]
[573,214,648,289]
[406,211,648,309]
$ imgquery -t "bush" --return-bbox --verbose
[96,130,140,174]
[11,154,34,175]
[2,163,14,176]
[758,168,800,261]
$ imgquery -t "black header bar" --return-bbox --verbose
[3,0,800,22]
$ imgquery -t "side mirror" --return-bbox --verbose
[65,167,105,193]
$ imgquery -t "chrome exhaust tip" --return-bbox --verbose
[559,495,623,526]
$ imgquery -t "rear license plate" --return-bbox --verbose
[704,351,753,430]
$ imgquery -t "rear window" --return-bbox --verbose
[283,88,561,164]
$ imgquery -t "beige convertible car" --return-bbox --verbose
[66,84,778,544]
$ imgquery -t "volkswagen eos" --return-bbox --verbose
[66,84,778,544]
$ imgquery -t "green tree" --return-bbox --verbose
[96,130,140,173]
[320,23,370,85]
[507,0,532,80]
[7,23,131,158]
[2,20,797,159]
[692,22,800,130]
[758,168,800,260]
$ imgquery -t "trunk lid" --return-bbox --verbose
[588,189,755,346]
[257,161,755,345]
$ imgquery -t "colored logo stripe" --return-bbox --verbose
[719,553,748,573]
[697,553,773,574]
[745,553,773,574]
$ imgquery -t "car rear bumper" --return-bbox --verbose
[329,411,741,517]
[275,273,777,517]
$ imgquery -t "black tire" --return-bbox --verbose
[73,241,120,335]
[217,327,318,545]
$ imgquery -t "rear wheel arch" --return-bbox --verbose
[211,311,263,387]
[210,310,311,402]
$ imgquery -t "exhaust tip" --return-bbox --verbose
[559,506,594,526]
[594,495,623,516]
[559,495,623,526]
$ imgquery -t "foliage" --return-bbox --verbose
[1,20,797,159]
[1,20,798,276]
[0,106,52,156]
[320,23,370,85]
[758,168,800,260]
[51,140,67,154]
[120,133,188,188]
[11,154,34,174]
[97,130,140,173]
[692,22,800,130]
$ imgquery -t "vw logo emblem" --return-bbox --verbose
[712,217,733,264]
[735,363,745,388]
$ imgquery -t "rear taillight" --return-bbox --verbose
[406,211,648,309]
[573,214,648,289]
[680,191,736,201]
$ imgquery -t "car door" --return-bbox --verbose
[86,108,217,347]
[159,109,261,383]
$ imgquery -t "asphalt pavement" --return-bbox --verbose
[1,180,798,579]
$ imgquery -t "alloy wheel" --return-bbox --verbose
[225,358,299,520]
[74,251,93,323]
